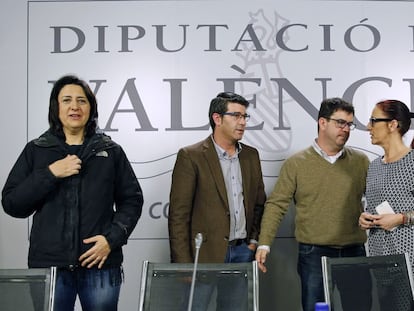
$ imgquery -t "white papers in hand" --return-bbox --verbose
[375,201,396,231]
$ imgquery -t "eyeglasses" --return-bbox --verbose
[221,112,250,122]
[369,117,393,127]
[326,117,356,130]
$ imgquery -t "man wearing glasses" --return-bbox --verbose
[255,97,371,311]
[168,92,266,311]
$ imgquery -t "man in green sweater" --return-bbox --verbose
[255,98,370,311]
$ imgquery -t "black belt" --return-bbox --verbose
[228,238,247,246]
[58,265,80,272]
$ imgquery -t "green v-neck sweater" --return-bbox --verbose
[259,146,369,247]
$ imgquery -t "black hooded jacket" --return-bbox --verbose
[2,130,143,268]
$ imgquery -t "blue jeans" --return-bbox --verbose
[298,243,370,311]
[191,242,254,311]
[54,266,122,311]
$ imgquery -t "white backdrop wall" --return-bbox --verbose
[1,0,414,310]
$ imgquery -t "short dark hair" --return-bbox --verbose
[48,75,98,138]
[318,97,354,119]
[208,92,249,130]
[376,99,413,136]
